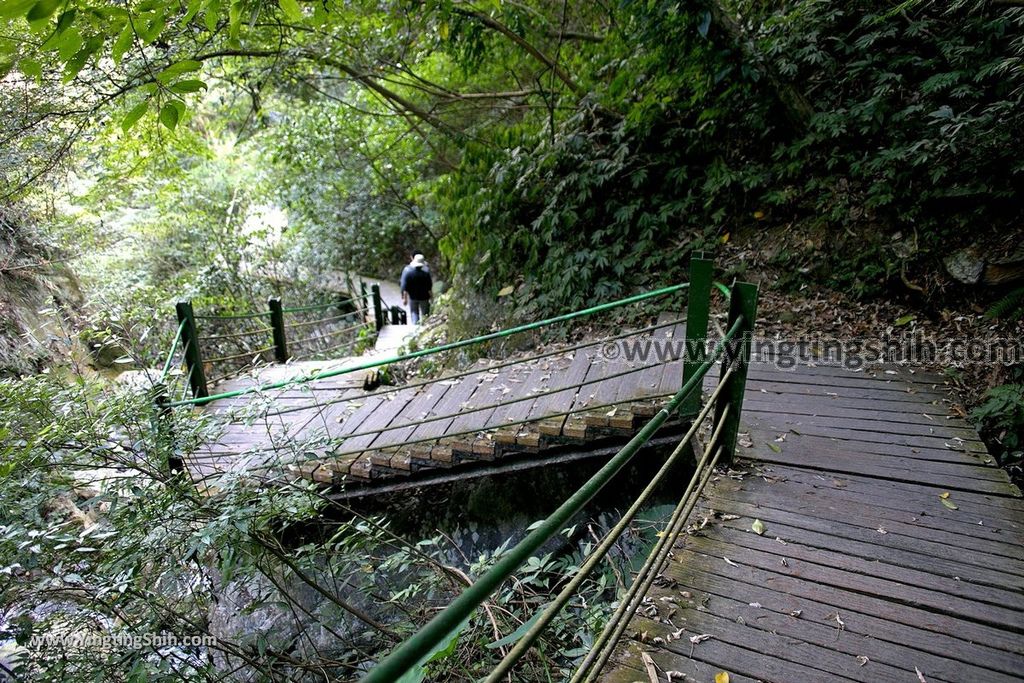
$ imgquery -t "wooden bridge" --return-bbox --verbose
[597,360,1024,683]
[152,259,1022,683]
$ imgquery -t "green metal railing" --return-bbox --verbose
[166,293,369,397]
[166,281,693,408]
[359,257,758,682]
[149,255,758,680]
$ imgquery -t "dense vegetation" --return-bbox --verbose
[1,0,1022,680]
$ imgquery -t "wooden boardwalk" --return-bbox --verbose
[185,315,690,484]
[182,305,1024,680]
[599,362,1024,683]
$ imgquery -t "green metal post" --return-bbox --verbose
[680,252,713,419]
[175,301,208,399]
[268,297,289,363]
[151,383,182,474]
[712,281,758,463]
[371,284,384,332]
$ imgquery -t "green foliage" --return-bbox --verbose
[973,378,1024,465]
[987,286,1024,321]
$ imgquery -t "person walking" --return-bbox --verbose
[400,253,433,324]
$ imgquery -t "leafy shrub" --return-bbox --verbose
[973,380,1024,466]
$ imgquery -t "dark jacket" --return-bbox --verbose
[400,265,432,300]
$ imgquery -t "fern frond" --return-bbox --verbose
[986,286,1024,320]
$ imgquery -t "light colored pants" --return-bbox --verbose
[409,299,430,324]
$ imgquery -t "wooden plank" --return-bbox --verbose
[741,433,1006,483]
[533,349,592,436]
[762,464,1024,515]
[610,616,858,683]
[626,609,943,683]
[699,512,1024,598]
[335,386,419,452]
[742,392,956,417]
[669,566,1024,679]
[680,535,1024,630]
[744,407,981,441]
[738,378,946,403]
[743,426,993,465]
[741,396,967,425]
[492,364,555,444]
[709,477,1024,560]
[367,382,450,449]
[406,372,484,443]
[599,645,763,683]
[446,364,533,456]
[669,549,1024,656]
[744,417,989,455]
[655,320,687,396]
[742,445,1017,496]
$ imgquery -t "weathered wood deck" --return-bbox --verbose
[184,315,690,485]
[599,362,1024,683]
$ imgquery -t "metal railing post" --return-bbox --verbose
[680,251,713,419]
[371,284,384,332]
[360,282,369,324]
[268,296,289,363]
[712,281,758,463]
[151,383,182,474]
[175,301,208,398]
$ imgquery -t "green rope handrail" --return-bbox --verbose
[483,372,735,682]
[159,320,187,383]
[168,282,691,408]
[194,310,273,321]
[220,316,687,423]
[280,297,356,314]
[205,345,690,462]
[358,314,743,683]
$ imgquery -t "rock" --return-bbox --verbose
[945,245,1024,286]
[944,247,985,284]
[42,494,94,528]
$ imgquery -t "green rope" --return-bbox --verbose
[219,337,709,462]
[159,320,187,382]
[169,282,690,408]
[358,315,741,683]
[483,369,734,682]
[574,437,727,683]
[194,310,273,321]
[280,297,356,314]
[224,316,687,423]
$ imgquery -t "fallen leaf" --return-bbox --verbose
[689,634,713,645]
[789,609,802,618]
[748,602,762,608]
[723,557,738,567]
[666,671,686,681]
[720,514,741,521]
[941,497,959,510]
[774,433,787,442]
[876,527,888,534]
[715,672,730,683]
[497,285,515,297]
[751,519,766,535]
[915,667,928,682]
[895,314,916,326]
[856,655,870,667]
[939,491,950,499]
[766,442,782,453]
